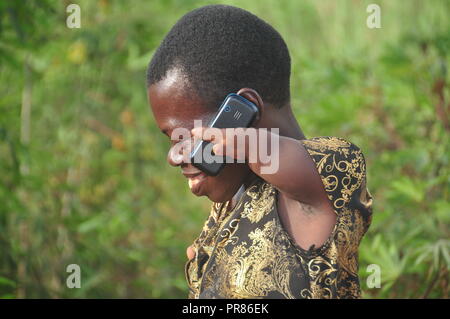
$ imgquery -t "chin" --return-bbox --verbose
[199,165,250,203]
[203,185,237,203]
[204,192,226,203]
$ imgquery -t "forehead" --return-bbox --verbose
[148,69,214,134]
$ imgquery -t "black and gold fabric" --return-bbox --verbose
[185,136,373,299]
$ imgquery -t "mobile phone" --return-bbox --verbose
[190,93,259,176]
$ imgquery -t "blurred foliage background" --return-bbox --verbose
[0,0,449,298]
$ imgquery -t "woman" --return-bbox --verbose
[146,5,373,298]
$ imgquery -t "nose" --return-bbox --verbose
[167,138,195,167]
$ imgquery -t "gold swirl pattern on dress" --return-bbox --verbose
[185,136,373,299]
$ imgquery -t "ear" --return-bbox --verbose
[236,88,264,124]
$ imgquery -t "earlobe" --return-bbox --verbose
[236,88,264,122]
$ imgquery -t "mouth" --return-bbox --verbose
[182,170,207,195]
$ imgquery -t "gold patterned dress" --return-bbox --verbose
[185,136,374,299]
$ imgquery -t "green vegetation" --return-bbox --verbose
[0,0,448,298]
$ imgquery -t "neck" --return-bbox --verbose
[262,104,306,140]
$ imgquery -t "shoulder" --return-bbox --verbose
[301,136,363,158]
[300,136,369,213]
[300,136,366,177]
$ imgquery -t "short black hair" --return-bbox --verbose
[147,5,291,108]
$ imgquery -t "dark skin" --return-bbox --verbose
[148,69,336,260]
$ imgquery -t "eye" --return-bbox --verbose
[164,126,193,145]
[167,133,187,146]
[161,129,174,141]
